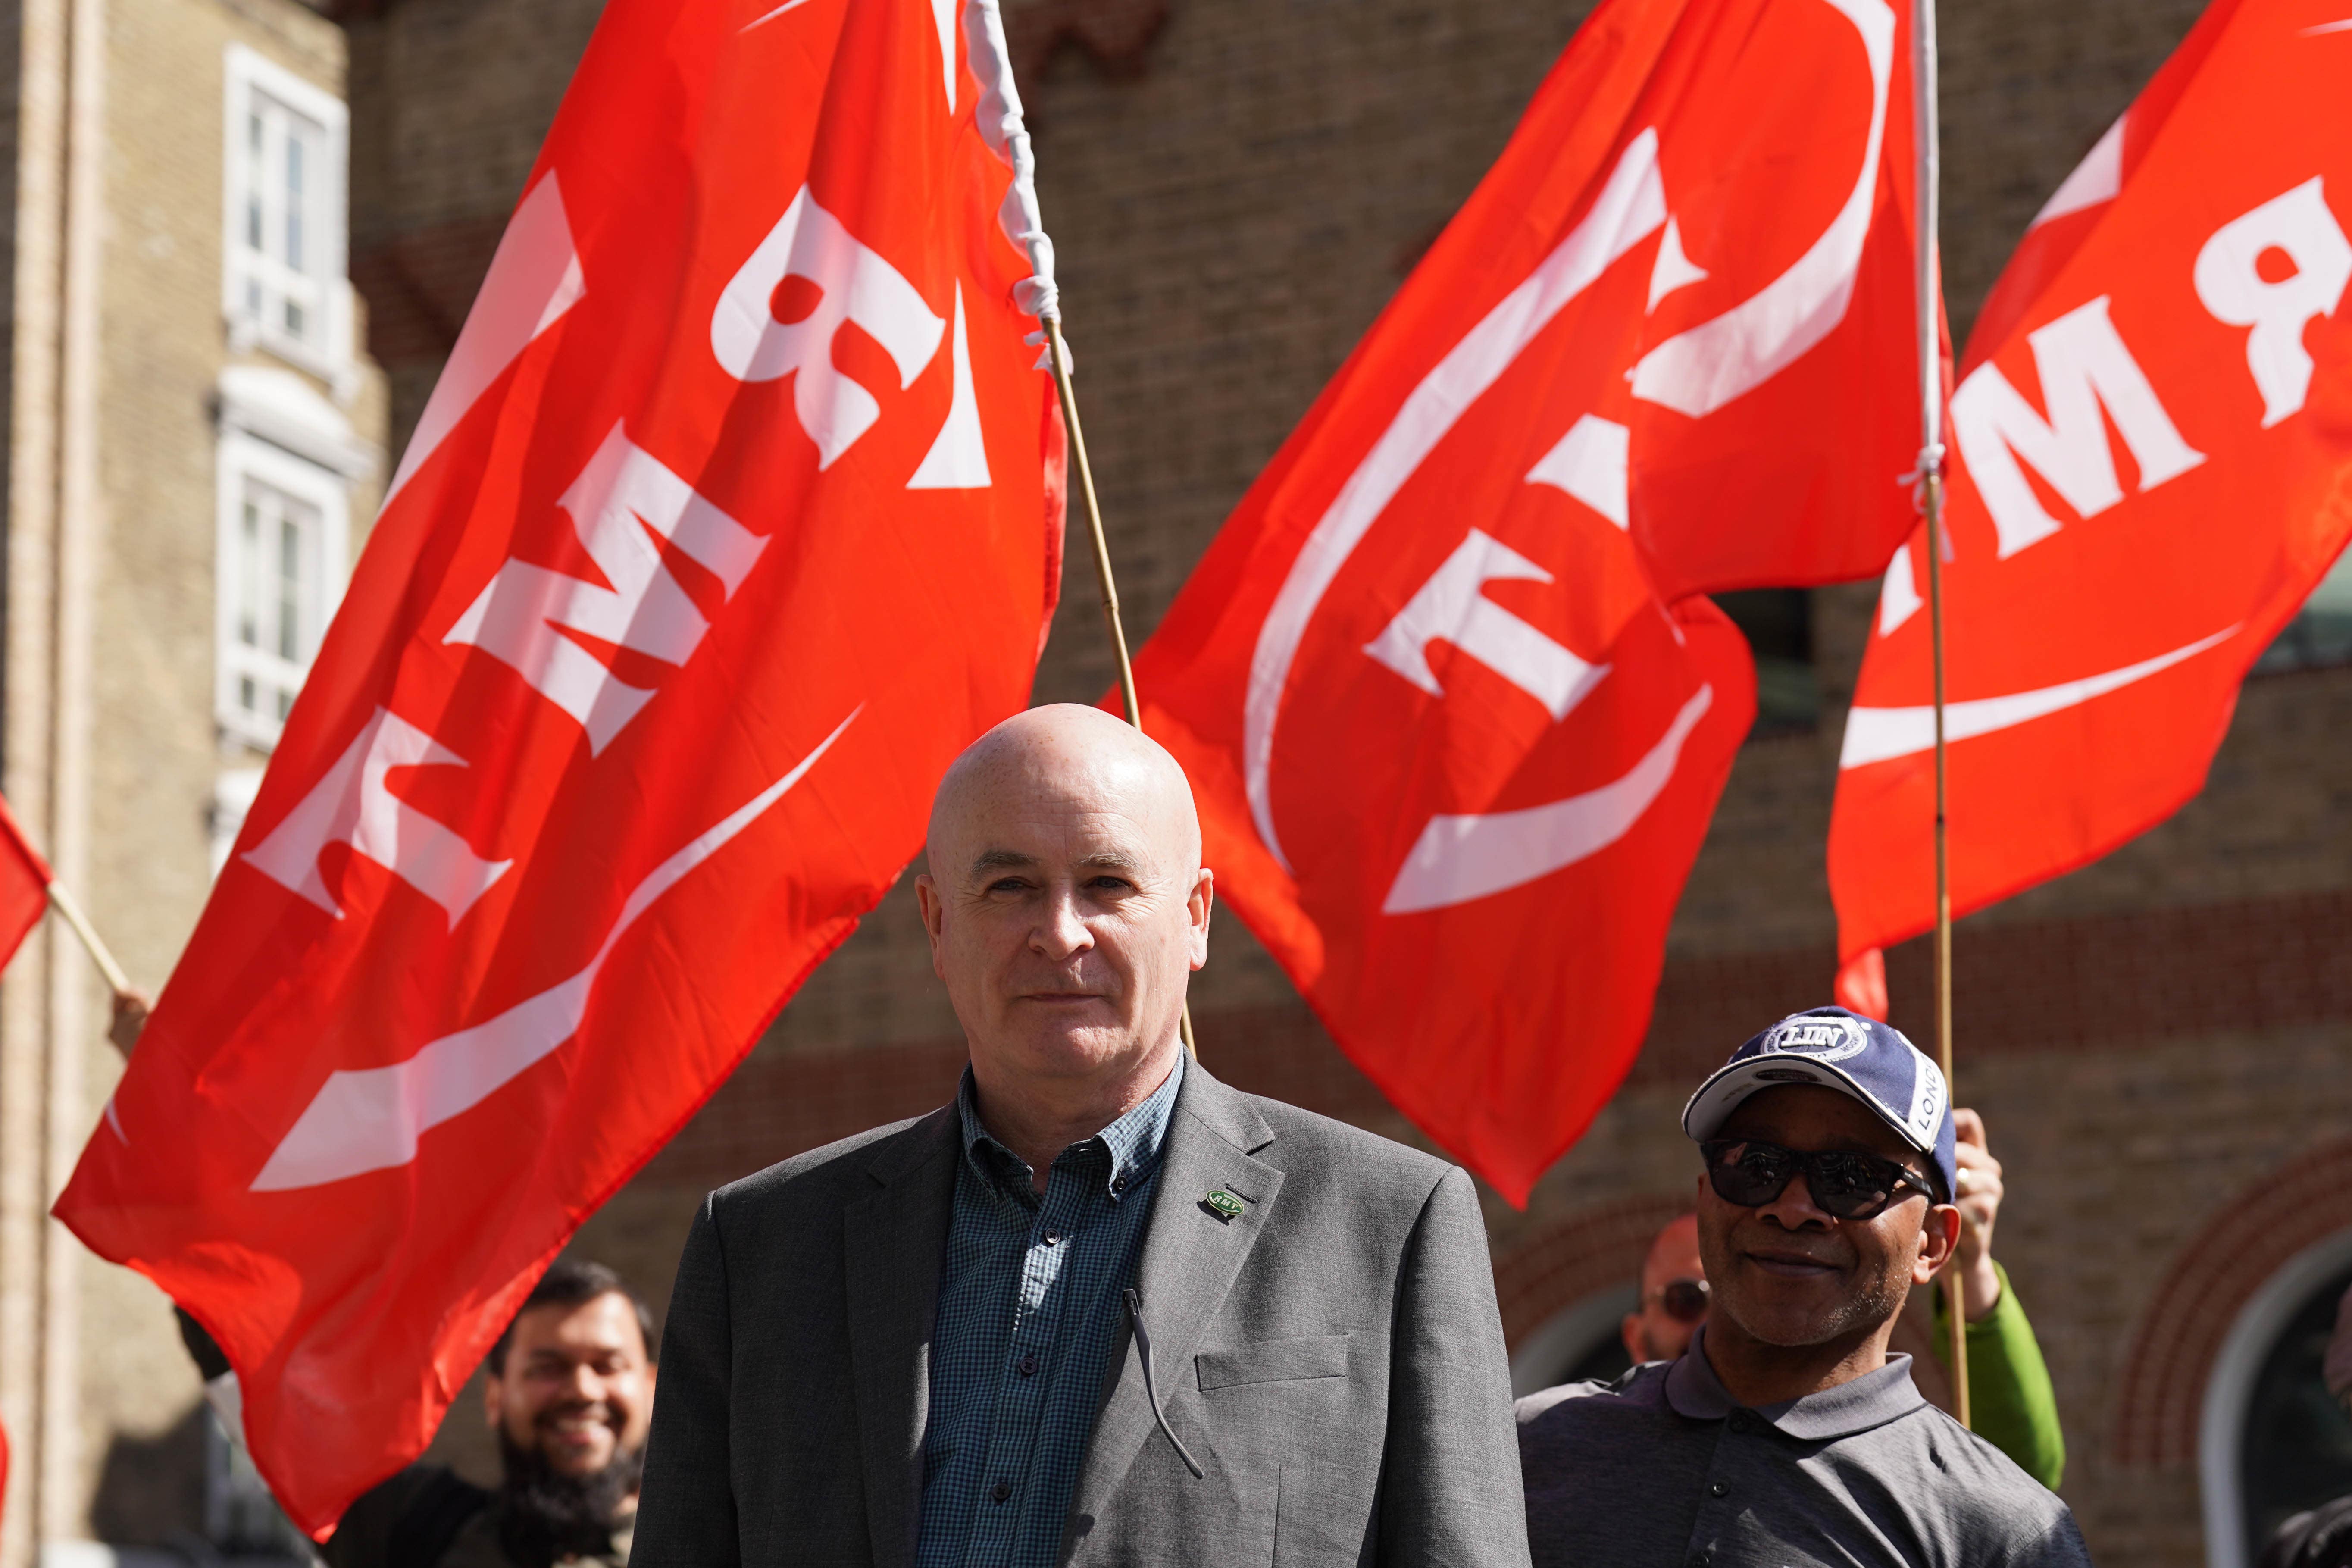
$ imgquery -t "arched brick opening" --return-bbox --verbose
[2111,1136,2352,1466]
[1491,1194,1692,1352]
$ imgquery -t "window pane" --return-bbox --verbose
[237,501,261,647]
[285,299,305,338]
[278,515,301,661]
[285,133,304,271]
[239,675,256,713]
[245,112,265,253]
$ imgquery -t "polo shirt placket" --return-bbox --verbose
[1682,1405,1764,1568]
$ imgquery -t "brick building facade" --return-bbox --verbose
[10,0,2350,1563]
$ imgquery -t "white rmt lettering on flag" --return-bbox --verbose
[1948,296,2205,558]
[243,707,511,925]
[1364,529,1610,723]
[711,184,948,467]
[250,709,857,1193]
[445,421,769,752]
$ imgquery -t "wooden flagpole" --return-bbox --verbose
[45,878,129,998]
[0,796,135,1001]
[1913,0,1969,1429]
[1042,316,1198,1060]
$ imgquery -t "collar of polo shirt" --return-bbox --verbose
[1666,1324,1928,1440]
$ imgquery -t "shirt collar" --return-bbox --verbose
[1664,1324,1927,1440]
[955,1050,1185,1202]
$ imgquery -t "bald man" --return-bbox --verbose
[634,706,1530,1568]
[1622,1214,1707,1365]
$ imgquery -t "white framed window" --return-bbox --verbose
[222,43,350,380]
[214,427,352,751]
[213,366,375,751]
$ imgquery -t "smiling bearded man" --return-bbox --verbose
[1515,1008,2090,1568]
[633,704,1530,1568]
[315,1258,656,1568]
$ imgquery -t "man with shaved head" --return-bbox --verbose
[636,705,1530,1568]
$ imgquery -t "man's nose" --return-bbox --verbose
[1030,886,1095,958]
[561,1360,607,1403]
[1756,1170,1835,1230]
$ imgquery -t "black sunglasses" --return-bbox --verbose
[1653,1277,1710,1324]
[1701,1138,1938,1221]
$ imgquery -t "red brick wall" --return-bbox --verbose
[2112,1137,2352,1468]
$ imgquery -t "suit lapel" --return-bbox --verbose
[843,1106,960,1568]
[1067,1066,1284,1526]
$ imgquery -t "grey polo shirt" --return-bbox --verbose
[1515,1327,2090,1568]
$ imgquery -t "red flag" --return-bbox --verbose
[1830,0,2352,995]
[0,792,53,975]
[56,0,1063,1534]
[1132,0,1932,1201]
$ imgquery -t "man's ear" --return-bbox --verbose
[915,874,948,978]
[1913,1202,1963,1286]
[484,1368,504,1429]
[1187,868,1214,971]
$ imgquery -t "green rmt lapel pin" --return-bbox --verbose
[1201,1189,1244,1222]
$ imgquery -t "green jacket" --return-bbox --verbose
[1932,1262,2066,1490]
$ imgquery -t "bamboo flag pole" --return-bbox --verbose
[1042,316,1199,1060]
[0,794,134,1001]
[1912,0,1970,1430]
[47,877,131,998]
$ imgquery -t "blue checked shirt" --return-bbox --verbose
[913,1053,1184,1568]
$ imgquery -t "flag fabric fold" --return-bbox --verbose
[56,0,1065,1534]
[1831,0,2352,990]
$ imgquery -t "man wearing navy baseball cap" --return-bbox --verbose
[1517,1008,2091,1567]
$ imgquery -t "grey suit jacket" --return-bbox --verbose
[632,1061,1531,1567]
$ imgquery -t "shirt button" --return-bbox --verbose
[1112,1175,1127,1192]
[1018,1352,1038,1377]
[1726,1413,1750,1434]
[991,1480,1012,1504]
[1709,1482,1728,1497]
[1042,1230,1060,1246]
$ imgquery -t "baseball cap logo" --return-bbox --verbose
[1908,1055,1948,1143]
[1761,1014,1870,1063]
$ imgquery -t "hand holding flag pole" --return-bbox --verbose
[1910,0,1970,1430]
[0,790,142,1046]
